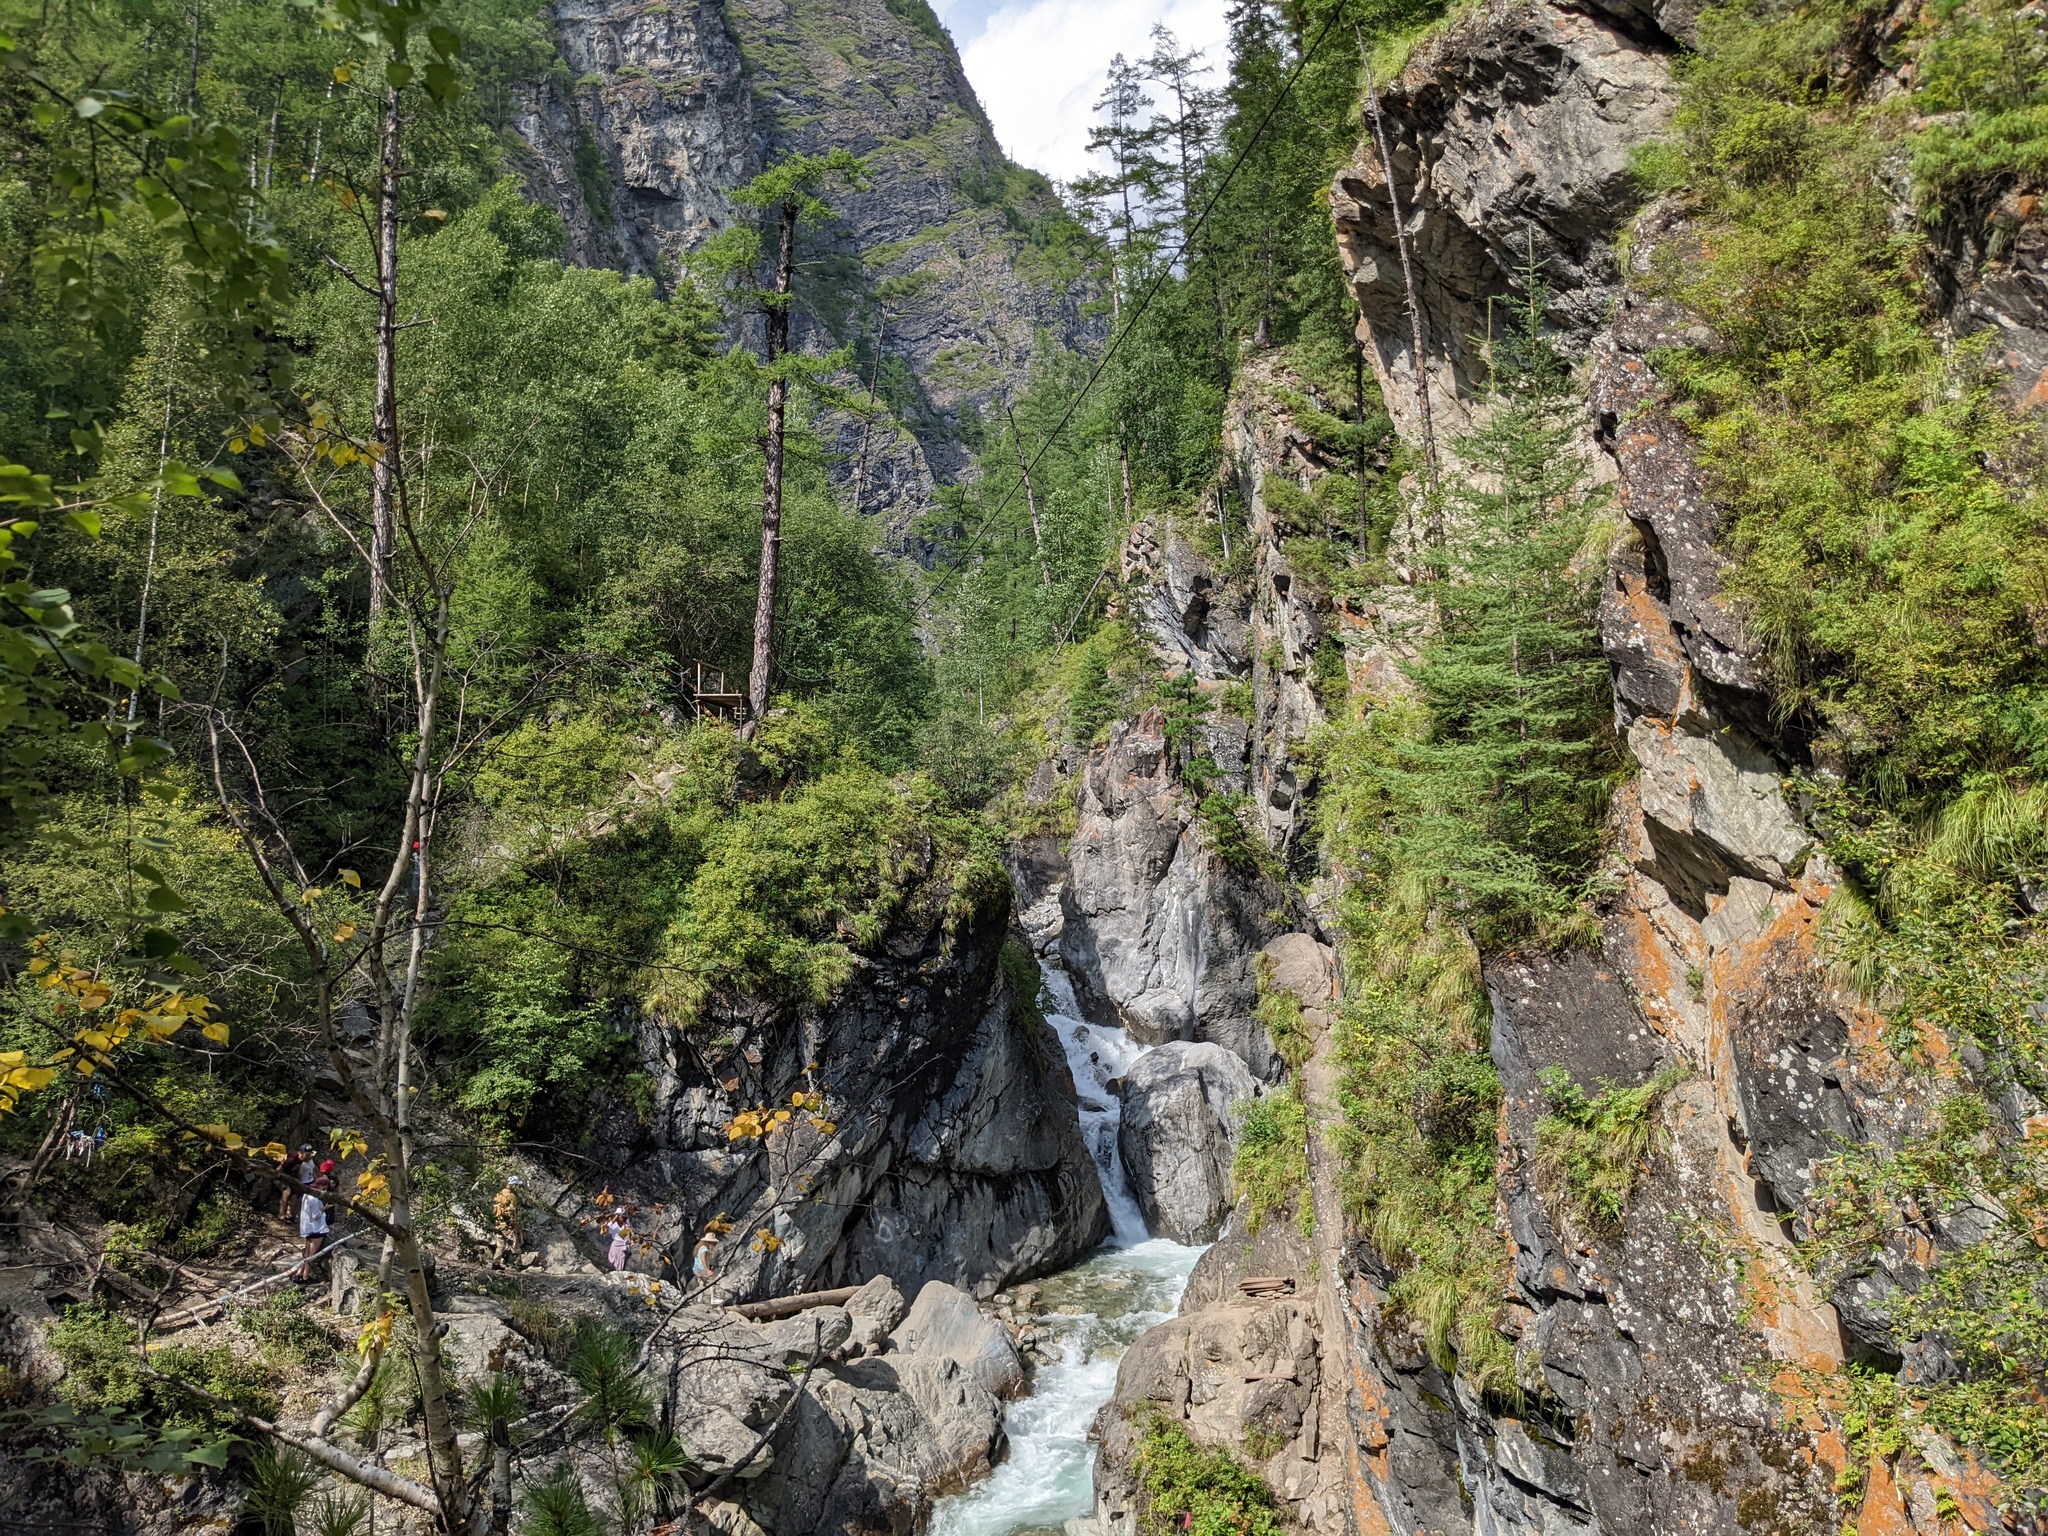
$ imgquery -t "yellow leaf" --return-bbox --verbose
[334,64,354,83]
[76,1030,112,1053]
[333,923,357,943]
[300,887,323,905]
[74,1060,93,1076]
[201,1022,230,1045]
[25,959,49,975]
[791,1090,807,1106]
[340,869,361,889]
[262,1142,290,1163]
[423,208,447,221]
[357,1310,392,1357]
[229,439,246,454]
[330,1128,369,1158]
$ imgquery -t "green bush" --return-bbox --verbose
[1534,1063,1688,1234]
[1233,1087,1310,1236]
[235,1291,341,1373]
[1131,1415,1287,1536]
[53,1305,277,1432]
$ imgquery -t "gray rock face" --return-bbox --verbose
[1331,0,1681,445]
[635,1298,1004,1527]
[1221,353,1345,850]
[1121,520,1249,682]
[1096,7,2032,1536]
[514,0,1097,488]
[1116,1042,1257,1244]
[605,878,1107,1304]
[1052,709,1294,1080]
[895,1280,1026,1399]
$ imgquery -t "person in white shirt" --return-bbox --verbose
[294,1176,330,1281]
[280,1143,316,1218]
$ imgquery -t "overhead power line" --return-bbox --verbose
[917,0,1350,623]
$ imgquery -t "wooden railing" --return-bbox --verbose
[684,660,748,724]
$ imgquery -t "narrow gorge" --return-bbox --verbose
[1,0,2044,1535]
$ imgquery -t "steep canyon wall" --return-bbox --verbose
[1090,4,2048,1536]
[511,0,1095,516]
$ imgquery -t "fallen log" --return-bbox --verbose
[733,1284,864,1321]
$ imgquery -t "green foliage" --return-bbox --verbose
[1535,1063,1688,1234]
[615,1430,696,1528]
[1650,0,2048,797]
[0,1400,238,1475]
[1253,961,1314,1070]
[304,1493,370,1536]
[1383,326,1619,949]
[235,1290,341,1373]
[1131,1414,1288,1536]
[462,1369,524,1430]
[880,0,949,50]
[243,1445,323,1536]
[518,1463,603,1536]
[507,1297,575,1363]
[566,1317,655,1440]
[53,1304,277,1431]
[1908,0,2048,203]
[1000,936,1048,1030]
[1233,1086,1310,1236]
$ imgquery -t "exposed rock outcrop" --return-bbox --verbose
[1098,5,2041,1535]
[895,1279,1027,1400]
[1330,0,1682,444]
[607,874,1108,1302]
[612,1274,1006,1529]
[1116,1041,1257,1245]
[1050,708,1293,1081]
[514,0,1095,488]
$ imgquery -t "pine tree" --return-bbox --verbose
[1381,290,1620,945]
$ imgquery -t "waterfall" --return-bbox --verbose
[930,953,1206,1536]
[1040,960,1151,1245]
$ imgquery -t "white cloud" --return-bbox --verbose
[948,0,1231,183]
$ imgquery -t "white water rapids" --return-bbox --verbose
[930,962,1206,1536]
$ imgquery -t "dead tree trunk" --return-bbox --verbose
[368,87,402,622]
[1005,402,1052,590]
[745,198,799,733]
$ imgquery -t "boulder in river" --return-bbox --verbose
[896,1279,1026,1399]
[1117,1041,1257,1244]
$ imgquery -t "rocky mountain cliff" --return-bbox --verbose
[512,0,1096,516]
[1083,3,2048,1535]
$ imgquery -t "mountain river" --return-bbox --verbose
[930,962,1206,1536]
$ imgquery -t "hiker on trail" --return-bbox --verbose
[692,1227,722,1280]
[605,1215,632,1272]
[279,1143,316,1219]
[295,1175,330,1281]
[490,1176,522,1267]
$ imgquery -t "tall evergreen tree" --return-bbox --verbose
[1379,294,1620,945]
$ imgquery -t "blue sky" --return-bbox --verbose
[934,0,1231,182]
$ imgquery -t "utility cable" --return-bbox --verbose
[916,0,1349,620]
